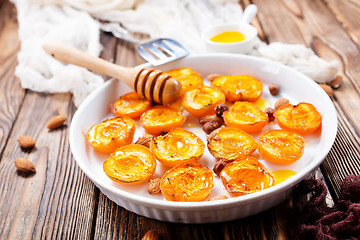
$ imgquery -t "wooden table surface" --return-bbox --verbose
[1,0,360,239]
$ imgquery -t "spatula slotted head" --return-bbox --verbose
[137,38,189,66]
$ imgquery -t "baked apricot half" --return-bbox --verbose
[150,128,205,167]
[182,86,226,117]
[212,75,263,102]
[87,117,135,154]
[166,67,204,96]
[207,127,258,162]
[111,92,151,119]
[140,106,186,135]
[258,130,305,165]
[274,102,322,135]
[223,101,268,133]
[160,163,214,202]
[103,144,156,184]
[220,156,275,197]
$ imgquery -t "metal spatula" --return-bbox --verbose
[101,23,189,66]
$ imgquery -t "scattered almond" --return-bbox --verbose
[319,84,334,97]
[328,75,343,89]
[274,98,289,111]
[147,178,161,195]
[18,135,36,149]
[135,134,153,148]
[269,83,280,95]
[142,230,159,240]
[206,73,224,82]
[14,158,36,173]
[47,115,67,130]
[209,194,228,201]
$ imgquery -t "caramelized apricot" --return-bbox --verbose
[87,117,135,154]
[160,163,214,202]
[220,156,275,197]
[166,68,204,96]
[274,102,322,135]
[258,130,305,165]
[223,101,268,133]
[182,86,226,117]
[212,75,263,102]
[207,127,258,162]
[150,128,205,167]
[140,106,186,135]
[103,144,156,184]
[111,92,151,119]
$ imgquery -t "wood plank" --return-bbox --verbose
[253,0,360,198]
[0,0,24,155]
[0,91,98,239]
[324,0,360,48]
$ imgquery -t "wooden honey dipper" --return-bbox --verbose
[42,42,182,104]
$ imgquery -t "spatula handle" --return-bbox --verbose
[43,42,181,104]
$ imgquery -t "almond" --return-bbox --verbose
[274,98,289,111]
[135,134,153,148]
[147,178,161,195]
[209,194,228,201]
[18,135,36,149]
[319,84,334,97]
[206,73,224,82]
[14,158,36,173]
[142,230,159,240]
[47,115,67,130]
[328,75,343,89]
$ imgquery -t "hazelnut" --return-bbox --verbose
[199,115,224,125]
[274,98,289,111]
[213,160,227,176]
[269,83,280,95]
[203,121,221,134]
[214,103,229,117]
[265,107,275,122]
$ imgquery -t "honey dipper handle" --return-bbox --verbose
[42,42,139,87]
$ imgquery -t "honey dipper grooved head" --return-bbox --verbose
[135,68,182,104]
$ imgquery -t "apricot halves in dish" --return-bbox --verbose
[160,163,214,202]
[182,86,226,117]
[166,68,204,96]
[220,156,275,197]
[223,101,268,133]
[274,102,322,135]
[87,117,135,154]
[103,144,157,184]
[207,127,258,162]
[212,75,263,102]
[111,92,151,119]
[140,106,186,135]
[258,130,305,165]
[150,128,205,167]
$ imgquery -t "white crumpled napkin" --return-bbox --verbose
[10,0,339,107]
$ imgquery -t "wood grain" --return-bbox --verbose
[0,0,23,156]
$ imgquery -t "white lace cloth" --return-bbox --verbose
[10,0,340,107]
